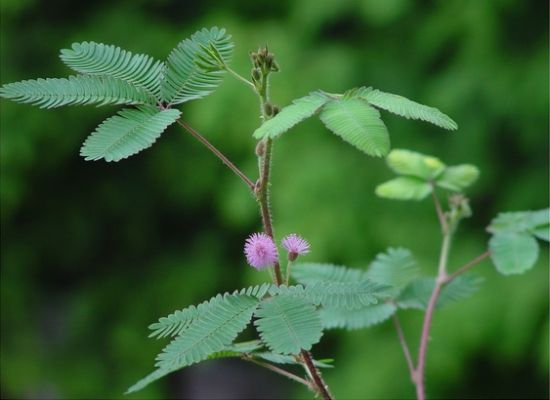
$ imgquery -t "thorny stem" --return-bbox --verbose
[243,355,314,389]
[301,350,333,400]
[391,313,416,383]
[176,120,255,190]
[252,50,332,400]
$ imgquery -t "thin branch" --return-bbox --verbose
[176,120,255,190]
[444,250,491,284]
[392,313,416,383]
[225,66,256,91]
[243,355,313,389]
[430,183,448,233]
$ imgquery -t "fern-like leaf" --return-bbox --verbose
[155,293,258,369]
[80,106,180,162]
[252,92,329,139]
[254,295,323,355]
[291,263,367,285]
[396,274,483,310]
[161,27,233,105]
[303,281,389,309]
[60,41,164,97]
[320,303,397,330]
[362,89,458,130]
[0,75,156,108]
[320,98,390,157]
[366,247,419,294]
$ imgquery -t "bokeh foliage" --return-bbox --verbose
[1,0,548,398]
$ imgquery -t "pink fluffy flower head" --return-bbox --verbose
[244,233,278,270]
[282,234,310,261]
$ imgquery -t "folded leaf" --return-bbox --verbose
[386,149,446,180]
[375,176,432,200]
[436,164,479,191]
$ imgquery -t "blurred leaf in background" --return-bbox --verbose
[1,0,548,399]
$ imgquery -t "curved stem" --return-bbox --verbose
[176,120,255,190]
[225,66,256,91]
[243,355,313,389]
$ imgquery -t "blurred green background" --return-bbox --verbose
[1,0,548,399]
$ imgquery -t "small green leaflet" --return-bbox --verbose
[320,303,397,330]
[361,88,458,130]
[375,176,432,201]
[489,232,540,275]
[292,262,367,285]
[366,247,419,294]
[320,98,390,157]
[253,92,329,139]
[435,164,480,191]
[254,295,323,355]
[80,106,181,162]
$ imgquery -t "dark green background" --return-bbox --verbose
[1,0,548,399]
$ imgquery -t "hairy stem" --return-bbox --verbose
[176,120,255,190]
[392,313,416,383]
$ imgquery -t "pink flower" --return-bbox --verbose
[282,234,310,261]
[244,233,278,270]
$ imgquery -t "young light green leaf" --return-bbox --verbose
[319,98,390,157]
[361,89,458,130]
[489,232,540,275]
[366,247,419,294]
[254,295,323,355]
[0,75,156,108]
[487,209,550,234]
[161,27,233,105]
[80,106,181,162]
[252,92,329,139]
[320,303,397,330]
[386,149,446,180]
[59,41,164,97]
[435,164,480,191]
[375,176,432,201]
[291,263,367,285]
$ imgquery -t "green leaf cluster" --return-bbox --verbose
[252,87,457,158]
[375,149,480,200]
[0,27,233,162]
[487,209,548,275]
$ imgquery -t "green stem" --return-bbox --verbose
[285,259,294,285]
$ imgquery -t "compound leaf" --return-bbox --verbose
[489,232,540,275]
[366,247,419,294]
[254,295,322,355]
[161,27,233,105]
[80,106,180,162]
[292,263,367,285]
[0,75,156,109]
[60,41,164,97]
[375,176,432,201]
[303,280,390,309]
[253,92,329,139]
[362,89,457,130]
[320,98,390,157]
